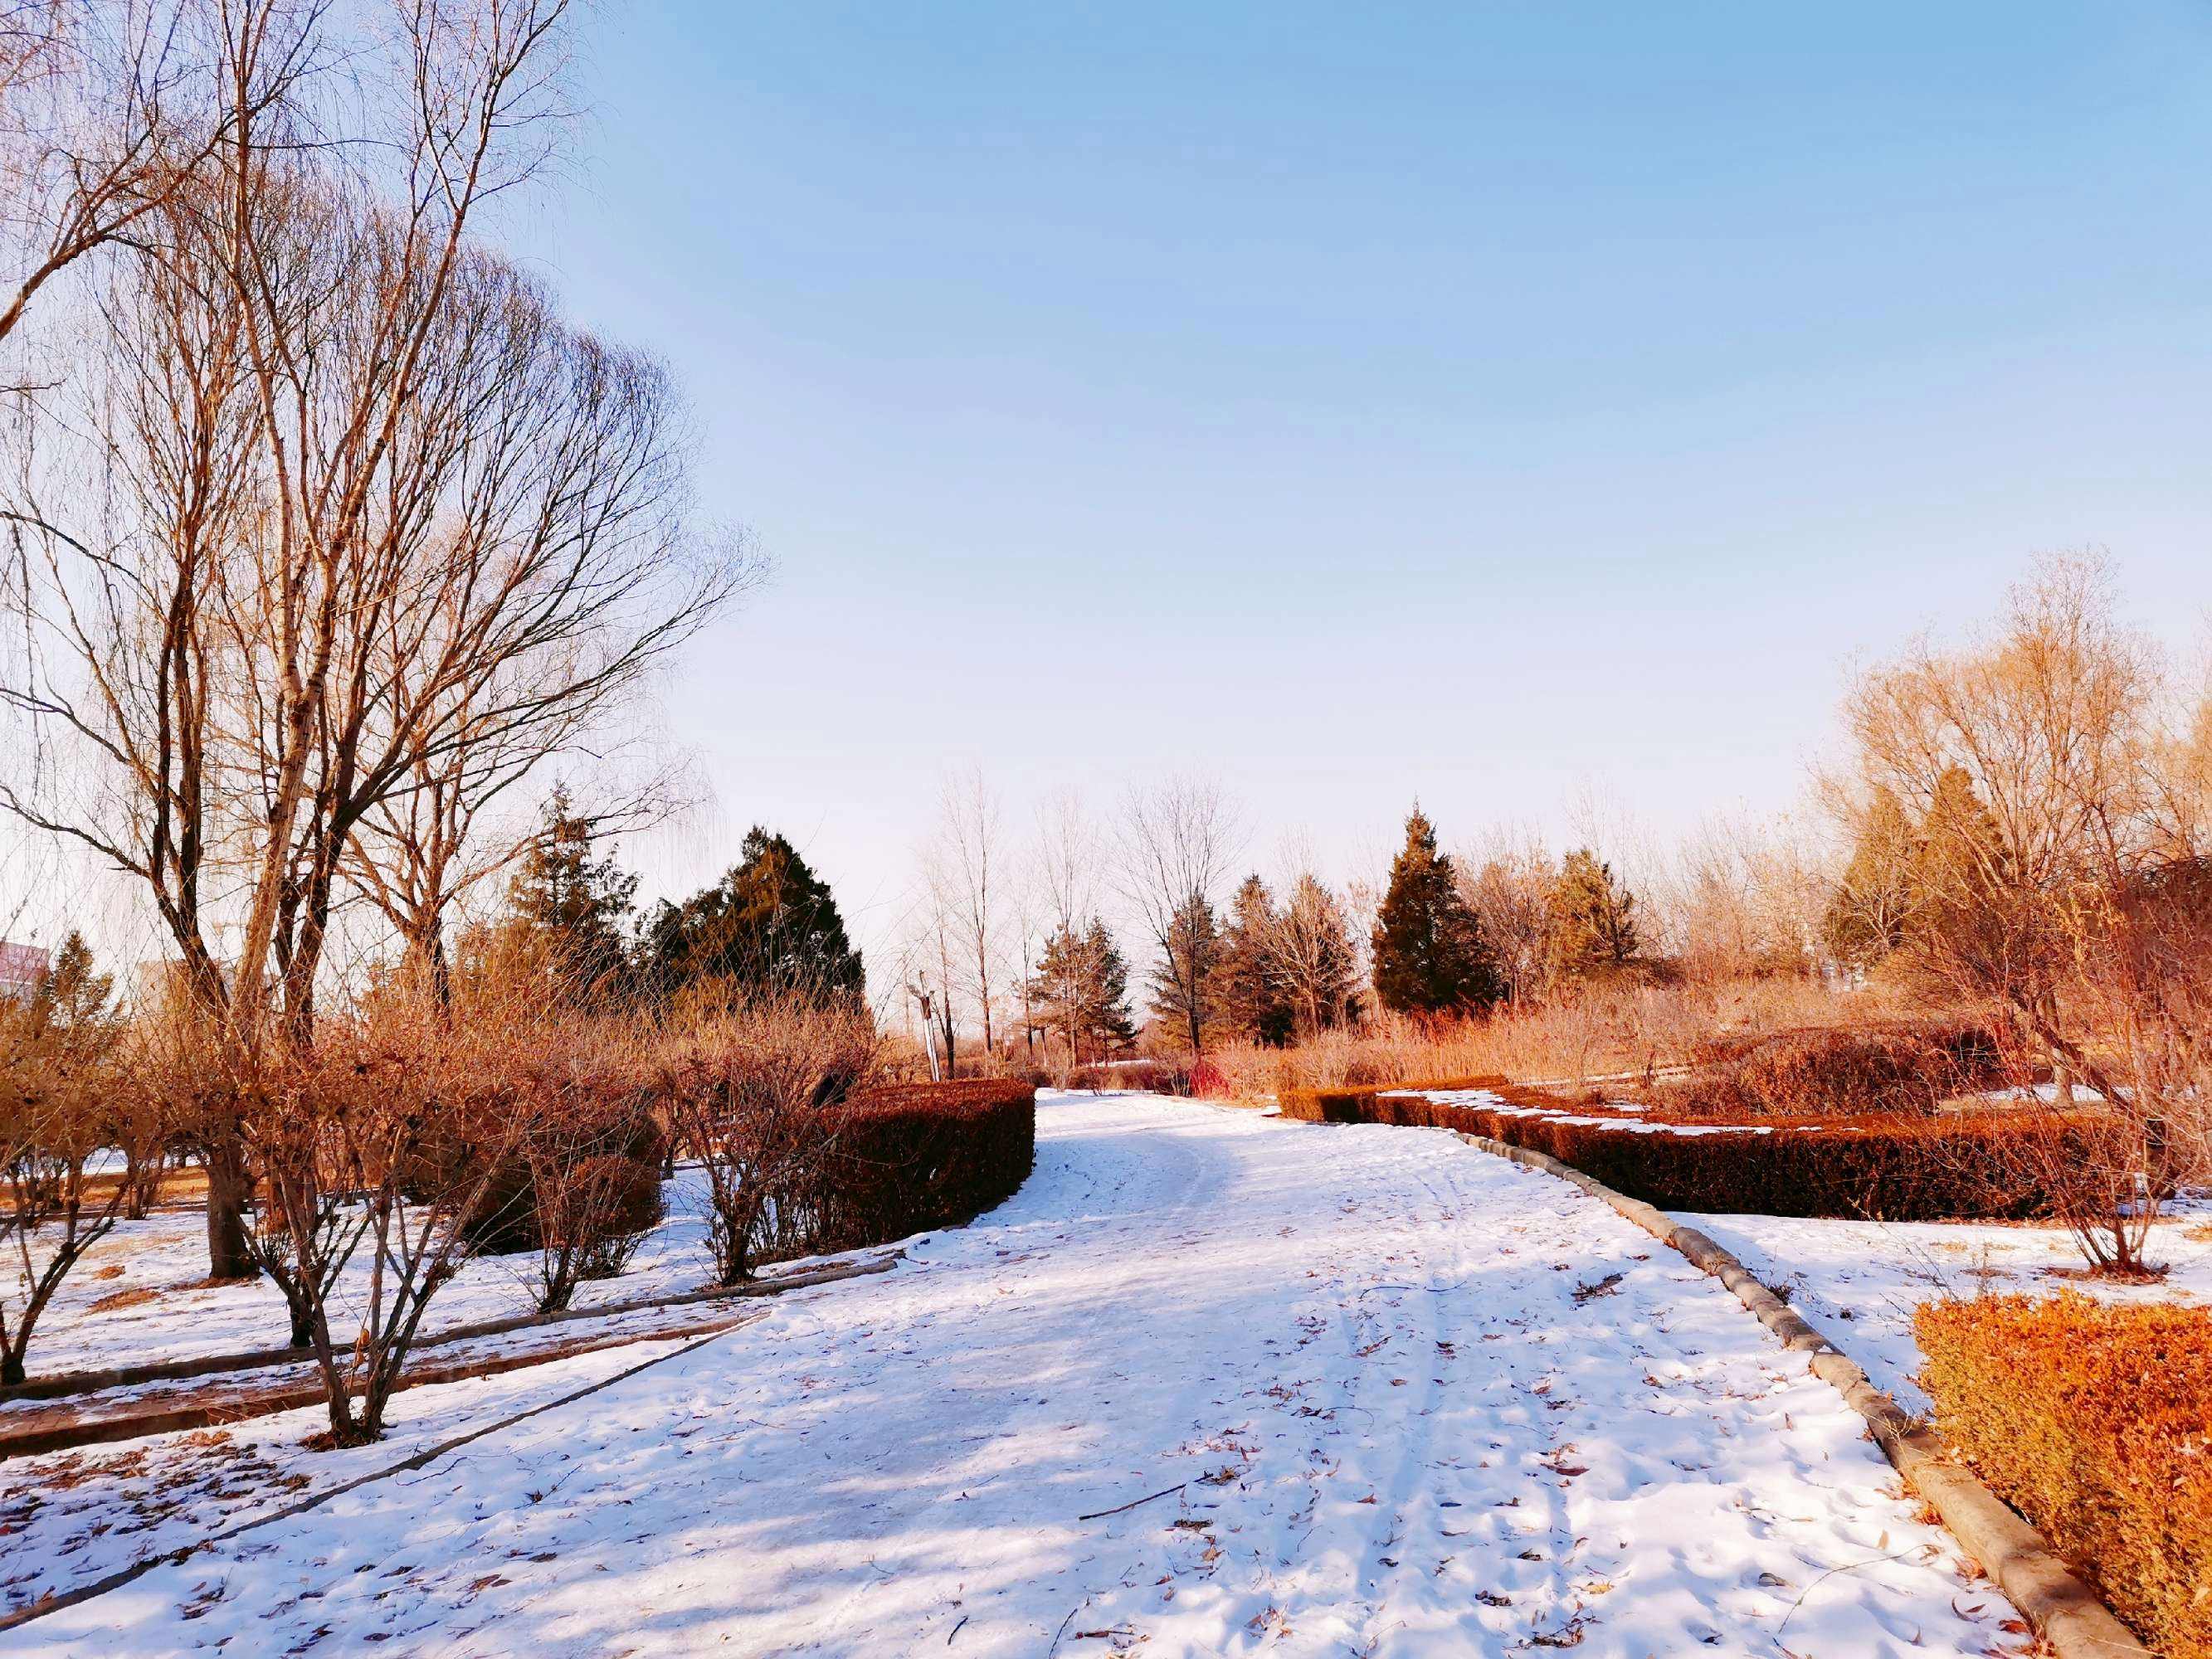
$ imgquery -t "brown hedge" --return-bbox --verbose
[1276,1076,2084,1219]
[790,1078,1037,1260]
[1917,1294,2212,1658]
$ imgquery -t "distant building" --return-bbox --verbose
[0,940,50,1006]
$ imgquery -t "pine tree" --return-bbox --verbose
[1027,917,1134,1065]
[1822,788,1917,970]
[1146,893,1220,1053]
[1371,807,1498,1015]
[1212,874,1294,1045]
[37,932,113,1029]
[504,787,639,1001]
[1546,847,1640,981]
[644,827,865,1005]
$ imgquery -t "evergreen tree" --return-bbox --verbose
[1027,917,1134,1064]
[37,932,113,1029]
[1145,893,1220,1053]
[1212,874,1294,1045]
[1371,807,1498,1015]
[504,788,639,1000]
[1906,766,2011,977]
[1546,847,1640,980]
[1822,788,1917,970]
[644,827,865,1005]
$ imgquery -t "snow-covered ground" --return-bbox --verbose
[4,1092,2027,1657]
[1688,1200,2212,1415]
[7,1169,726,1389]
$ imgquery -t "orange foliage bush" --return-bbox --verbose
[1917,1294,2212,1658]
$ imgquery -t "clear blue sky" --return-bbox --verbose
[503,1,2212,966]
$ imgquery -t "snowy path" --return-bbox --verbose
[5,1092,2022,1657]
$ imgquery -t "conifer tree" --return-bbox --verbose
[1546,847,1640,981]
[1027,917,1134,1065]
[37,932,113,1029]
[504,787,639,1001]
[1213,874,1294,1045]
[1145,893,1220,1053]
[1904,765,2013,984]
[1822,788,1917,971]
[1371,807,1498,1015]
[644,828,865,1005]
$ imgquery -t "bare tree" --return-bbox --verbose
[1116,776,1239,1055]
[1458,828,1556,1007]
[0,0,307,359]
[1666,810,1828,984]
[924,766,1004,1057]
[1268,868,1358,1039]
[1841,553,2209,1273]
[1032,786,1098,937]
[1,0,748,1279]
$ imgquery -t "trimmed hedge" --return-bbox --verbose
[1276,1076,2088,1219]
[1917,1294,2212,1658]
[792,1078,1037,1260]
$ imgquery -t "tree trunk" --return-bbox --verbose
[203,1131,257,1280]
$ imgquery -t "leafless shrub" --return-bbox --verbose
[0,977,149,1384]
[222,995,543,1447]
[519,1073,665,1315]
[661,995,881,1287]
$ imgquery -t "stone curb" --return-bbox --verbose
[1448,1130,2150,1659]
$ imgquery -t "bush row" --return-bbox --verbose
[797,1078,1038,1259]
[1917,1294,2212,1659]
[436,1076,1035,1274]
[1275,1077,2089,1219]
[1066,1059,1229,1097]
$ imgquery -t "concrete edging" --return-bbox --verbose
[1448,1129,2151,1659]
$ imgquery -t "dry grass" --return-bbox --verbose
[1206,976,1900,1101]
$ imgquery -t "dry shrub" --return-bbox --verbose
[1278,1079,2087,1220]
[1069,1059,1193,1096]
[1206,976,1893,1102]
[1,988,150,1385]
[1649,1018,2007,1119]
[241,1010,542,1445]
[1917,1294,2212,1658]
[509,1075,666,1315]
[660,1000,1035,1280]
[660,995,882,1285]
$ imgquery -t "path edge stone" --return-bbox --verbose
[1448,1128,2151,1659]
